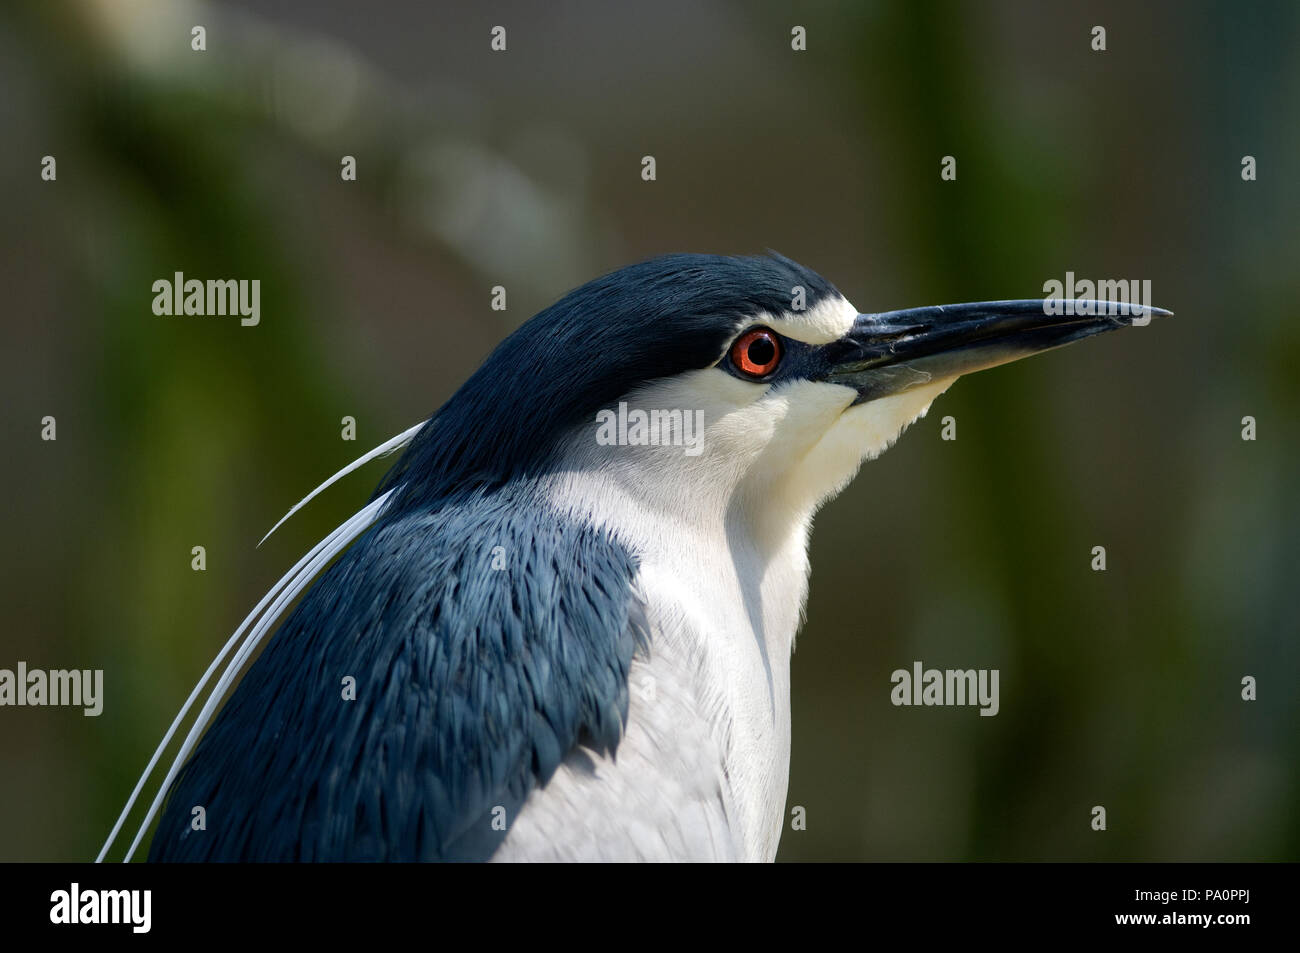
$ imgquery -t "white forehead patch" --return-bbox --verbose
[753,293,858,345]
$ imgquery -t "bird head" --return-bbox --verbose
[380,253,1165,544]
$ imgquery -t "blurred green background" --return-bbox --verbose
[1,0,1296,862]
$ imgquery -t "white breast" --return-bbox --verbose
[494,469,808,862]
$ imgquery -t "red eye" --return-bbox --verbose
[730,327,782,379]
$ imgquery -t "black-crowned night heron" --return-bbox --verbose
[98,253,1166,862]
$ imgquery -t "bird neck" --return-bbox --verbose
[542,457,813,858]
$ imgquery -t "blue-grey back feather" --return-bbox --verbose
[149,483,647,861]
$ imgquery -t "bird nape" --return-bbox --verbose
[99,252,1167,863]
